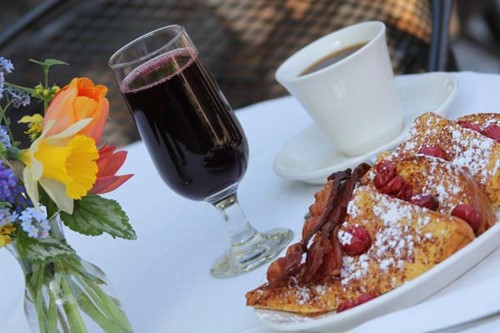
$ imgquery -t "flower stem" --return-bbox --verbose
[60,276,87,333]
[11,238,133,333]
[0,99,16,142]
[70,257,132,332]
[46,290,58,333]
[77,292,122,333]
[32,264,49,333]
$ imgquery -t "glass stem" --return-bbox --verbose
[213,193,259,248]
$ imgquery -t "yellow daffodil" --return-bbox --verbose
[21,119,99,214]
[0,224,16,247]
[19,113,44,140]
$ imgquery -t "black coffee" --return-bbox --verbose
[300,42,367,76]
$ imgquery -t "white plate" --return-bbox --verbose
[255,211,500,332]
[273,72,458,184]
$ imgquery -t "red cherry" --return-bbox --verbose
[458,120,481,133]
[418,146,449,160]
[337,300,356,313]
[374,161,397,188]
[375,160,397,175]
[373,160,412,200]
[356,294,377,305]
[340,225,372,256]
[337,294,377,313]
[410,194,439,210]
[380,175,405,195]
[482,124,500,143]
[396,182,414,201]
[451,204,482,235]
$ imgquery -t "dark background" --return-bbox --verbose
[1,0,500,147]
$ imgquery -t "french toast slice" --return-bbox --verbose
[246,185,474,315]
[361,156,496,235]
[392,112,500,206]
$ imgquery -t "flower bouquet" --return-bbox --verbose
[0,57,135,332]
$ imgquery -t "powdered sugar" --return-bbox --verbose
[338,230,353,246]
[296,286,312,305]
[346,199,361,218]
[397,113,498,188]
[339,188,431,286]
[341,254,369,286]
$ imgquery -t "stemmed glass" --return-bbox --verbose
[109,25,293,278]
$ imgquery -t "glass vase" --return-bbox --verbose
[7,215,133,333]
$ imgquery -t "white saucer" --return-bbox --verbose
[273,72,458,184]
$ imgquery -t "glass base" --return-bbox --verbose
[210,228,294,278]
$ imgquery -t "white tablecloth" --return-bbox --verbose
[1,72,500,333]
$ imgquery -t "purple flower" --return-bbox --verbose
[0,161,31,212]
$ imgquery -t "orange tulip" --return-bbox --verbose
[43,77,109,144]
[90,145,133,194]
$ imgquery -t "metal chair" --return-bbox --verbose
[0,0,458,147]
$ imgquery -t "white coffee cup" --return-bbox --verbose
[276,21,403,157]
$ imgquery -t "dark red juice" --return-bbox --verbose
[122,49,248,201]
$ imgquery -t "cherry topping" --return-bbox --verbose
[337,300,356,313]
[337,293,377,313]
[374,161,397,188]
[458,120,481,133]
[418,146,449,160]
[374,161,413,200]
[410,194,439,211]
[451,204,482,235]
[482,124,500,143]
[340,225,372,256]
[356,294,377,304]
[395,182,414,201]
[379,175,405,195]
[375,160,397,175]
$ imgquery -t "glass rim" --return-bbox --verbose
[108,24,185,70]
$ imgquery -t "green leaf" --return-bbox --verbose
[16,233,75,263]
[29,58,68,68]
[60,195,136,240]
[4,82,36,95]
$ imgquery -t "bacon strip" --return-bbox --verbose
[302,163,371,283]
[302,169,350,245]
[266,163,371,287]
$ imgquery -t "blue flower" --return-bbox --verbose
[0,208,18,227]
[0,57,14,74]
[18,206,50,239]
[0,72,4,100]
[0,126,11,148]
[0,57,13,101]
[6,87,30,108]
